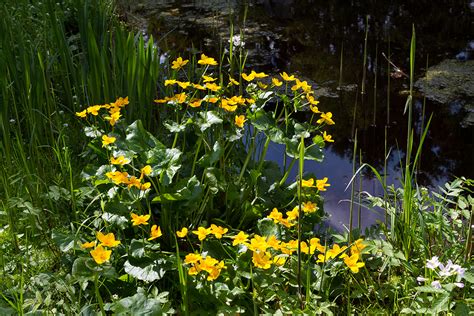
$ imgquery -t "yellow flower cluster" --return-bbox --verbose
[81,232,121,265]
[266,204,317,228]
[191,224,229,241]
[301,177,331,191]
[75,97,129,126]
[105,164,152,190]
[129,212,162,241]
[184,253,226,281]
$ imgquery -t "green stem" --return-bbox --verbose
[94,272,105,316]
[278,158,297,187]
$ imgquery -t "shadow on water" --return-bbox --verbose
[118,0,474,229]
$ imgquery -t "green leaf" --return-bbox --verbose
[129,239,146,258]
[125,120,162,153]
[51,230,76,252]
[72,257,98,280]
[248,109,274,131]
[199,141,223,167]
[257,218,280,238]
[111,289,166,315]
[414,285,444,294]
[429,292,450,313]
[163,119,187,133]
[124,258,167,282]
[197,111,223,131]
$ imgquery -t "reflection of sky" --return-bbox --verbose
[265,142,444,231]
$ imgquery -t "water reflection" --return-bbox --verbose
[118,0,474,228]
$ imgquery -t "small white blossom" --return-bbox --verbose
[229,35,245,48]
[431,280,442,289]
[426,256,441,270]
[416,276,427,283]
[454,282,464,288]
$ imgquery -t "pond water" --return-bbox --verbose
[119,0,474,230]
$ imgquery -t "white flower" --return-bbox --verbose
[416,276,427,283]
[431,280,442,289]
[229,35,245,48]
[454,282,464,288]
[426,256,441,270]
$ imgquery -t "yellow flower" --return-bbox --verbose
[154,97,170,104]
[140,182,151,190]
[105,171,129,185]
[309,238,325,254]
[184,253,202,264]
[316,177,330,191]
[246,98,255,105]
[280,72,296,81]
[192,227,211,241]
[176,227,188,238]
[198,54,218,66]
[90,245,111,264]
[177,81,191,89]
[148,225,162,240]
[273,255,286,266]
[229,76,239,85]
[76,110,87,118]
[113,96,129,108]
[189,99,202,108]
[97,232,121,248]
[291,79,311,93]
[130,213,150,226]
[350,239,367,256]
[344,253,365,273]
[317,112,335,125]
[210,224,228,239]
[205,83,221,92]
[272,77,283,86]
[165,79,177,86]
[327,244,348,259]
[141,165,152,176]
[306,94,320,105]
[252,251,272,269]
[207,261,225,281]
[267,208,283,223]
[173,93,187,104]
[234,115,246,128]
[220,99,237,112]
[286,207,299,221]
[171,57,189,70]
[86,105,102,116]
[310,104,320,114]
[323,131,334,142]
[81,241,96,249]
[241,72,255,82]
[251,70,268,78]
[127,176,141,189]
[229,95,246,105]
[257,82,268,89]
[301,178,315,187]
[101,135,116,147]
[192,83,206,90]
[106,111,121,126]
[232,231,249,246]
[110,155,130,165]
[206,96,219,103]
[316,252,331,263]
[302,201,318,214]
[249,235,269,252]
[202,75,217,83]
[267,235,281,250]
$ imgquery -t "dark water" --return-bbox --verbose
[120,0,474,229]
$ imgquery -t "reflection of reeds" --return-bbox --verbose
[361,15,369,95]
[349,129,358,243]
[338,42,344,90]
